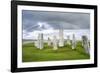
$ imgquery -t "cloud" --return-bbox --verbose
[22,10,90,32]
[22,10,90,39]
[23,29,90,40]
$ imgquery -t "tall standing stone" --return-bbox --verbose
[37,33,44,49]
[82,36,90,54]
[59,29,64,47]
[53,36,58,50]
[72,34,76,49]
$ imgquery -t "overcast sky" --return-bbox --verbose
[22,10,90,40]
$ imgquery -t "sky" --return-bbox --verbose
[22,10,90,40]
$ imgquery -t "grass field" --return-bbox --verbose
[22,41,90,62]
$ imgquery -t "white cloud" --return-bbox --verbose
[23,29,90,40]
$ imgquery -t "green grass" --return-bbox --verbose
[22,41,90,62]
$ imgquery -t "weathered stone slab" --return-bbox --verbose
[82,36,90,54]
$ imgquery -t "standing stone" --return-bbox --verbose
[88,40,90,48]
[37,33,44,49]
[82,36,90,54]
[72,34,76,49]
[67,35,71,45]
[34,40,39,48]
[59,29,64,47]
[53,36,58,50]
[48,37,52,46]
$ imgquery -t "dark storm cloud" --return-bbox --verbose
[22,10,90,32]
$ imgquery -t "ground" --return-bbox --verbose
[22,41,90,62]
